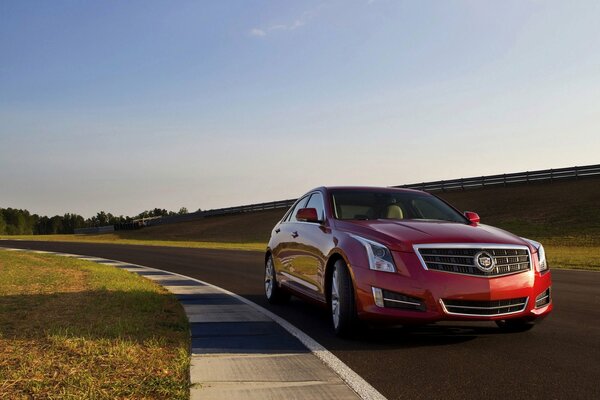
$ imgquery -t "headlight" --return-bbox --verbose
[522,238,548,272]
[350,234,396,273]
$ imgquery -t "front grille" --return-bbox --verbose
[415,245,531,277]
[382,289,426,311]
[535,288,551,308]
[442,297,528,316]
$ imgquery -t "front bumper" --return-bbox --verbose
[351,251,553,324]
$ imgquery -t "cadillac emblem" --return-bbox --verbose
[474,251,495,272]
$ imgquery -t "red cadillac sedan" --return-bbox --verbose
[265,187,552,336]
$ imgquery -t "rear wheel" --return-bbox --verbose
[265,255,290,304]
[495,318,535,332]
[330,260,359,337]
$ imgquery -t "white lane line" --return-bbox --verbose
[0,248,387,400]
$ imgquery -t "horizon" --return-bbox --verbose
[1,162,595,219]
[2,1,600,217]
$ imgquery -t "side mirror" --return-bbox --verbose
[296,208,320,223]
[464,211,480,225]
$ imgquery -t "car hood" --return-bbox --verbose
[335,219,529,252]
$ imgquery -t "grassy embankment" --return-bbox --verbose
[439,178,600,271]
[0,250,189,399]
[1,178,598,270]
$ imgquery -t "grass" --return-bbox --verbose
[0,234,266,252]
[0,250,190,399]
[545,245,600,271]
[438,178,600,239]
[113,209,283,244]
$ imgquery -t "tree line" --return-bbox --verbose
[0,207,191,235]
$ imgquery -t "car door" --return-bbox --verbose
[271,195,309,286]
[288,192,330,302]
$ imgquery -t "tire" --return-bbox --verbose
[330,259,359,337]
[495,318,535,332]
[264,255,290,304]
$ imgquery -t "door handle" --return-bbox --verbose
[291,231,299,238]
[275,228,281,233]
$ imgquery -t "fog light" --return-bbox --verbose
[372,287,384,307]
[535,287,551,308]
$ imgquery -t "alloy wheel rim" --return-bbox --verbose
[331,268,340,328]
[265,259,274,298]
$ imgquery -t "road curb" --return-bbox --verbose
[1,247,386,400]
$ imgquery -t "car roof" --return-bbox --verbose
[315,186,427,195]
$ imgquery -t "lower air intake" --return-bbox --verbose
[382,290,426,312]
[442,297,528,316]
[535,288,551,308]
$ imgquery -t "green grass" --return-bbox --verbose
[545,245,600,271]
[0,234,266,252]
[0,250,190,399]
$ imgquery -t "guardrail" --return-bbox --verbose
[140,199,298,228]
[197,164,600,217]
[77,164,599,233]
[396,164,600,192]
[203,199,297,217]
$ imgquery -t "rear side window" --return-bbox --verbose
[305,192,325,221]
[286,196,309,222]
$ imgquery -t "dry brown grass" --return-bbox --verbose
[117,210,284,243]
[438,178,600,241]
[0,250,189,399]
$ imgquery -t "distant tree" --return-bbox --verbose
[49,216,63,234]
[23,210,35,234]
[2,208,30,234]
[152,208,169,217]
[0,212,6,235]
[0,206,195,235]
[134,208,176,219]
[73,214,86,230]
[36,215,50,234]
[57,213,86,233]
[95,211,109,226]
[30,214,41,234]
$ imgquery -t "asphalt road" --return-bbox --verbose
[2,240,599,400]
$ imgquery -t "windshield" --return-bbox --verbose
[331,190,467,223]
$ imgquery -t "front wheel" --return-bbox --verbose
[265,256,290,304]
[495,318,535,332]
[330,260,359,337]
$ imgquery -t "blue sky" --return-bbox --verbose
[1,0,599,217]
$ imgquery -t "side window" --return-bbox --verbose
[286,196,309,223]
[305,192,325,222]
